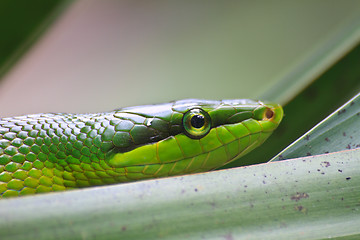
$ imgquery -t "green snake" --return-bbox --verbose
[0,99,283,198]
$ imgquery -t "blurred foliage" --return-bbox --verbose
[224,42,360,169]
[272,91,360,161]
[0,0,68,79]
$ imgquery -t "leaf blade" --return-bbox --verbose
[1,148,359,240]
[271,91,360,161]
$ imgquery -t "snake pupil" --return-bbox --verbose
[182,108,211,139]
[191,115,205,128]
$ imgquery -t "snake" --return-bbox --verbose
[0,99,283,198]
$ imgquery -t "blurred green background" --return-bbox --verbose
[1,0,360,117]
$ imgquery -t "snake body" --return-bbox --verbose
[0,99,283,197]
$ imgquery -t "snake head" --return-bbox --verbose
[109,99,283,174]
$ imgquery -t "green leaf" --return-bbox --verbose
[272,91,360,161]
[1,148,359,240]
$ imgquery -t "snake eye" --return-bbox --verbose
[182,108,211,139]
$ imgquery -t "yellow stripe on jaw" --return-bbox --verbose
[108,144,159,168]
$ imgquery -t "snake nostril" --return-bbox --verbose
[265,108,274,119]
